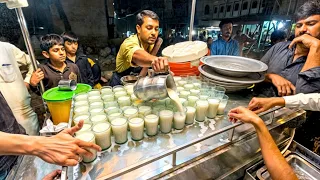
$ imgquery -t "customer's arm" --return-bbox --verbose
[0,121,101,166]
[248,93,320,113]
[228,107,298,180]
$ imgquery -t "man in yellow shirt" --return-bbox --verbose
[110,10,168,86]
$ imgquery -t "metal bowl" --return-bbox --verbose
[200,55,268,77]
[120,75,138,85]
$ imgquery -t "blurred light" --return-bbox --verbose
[278,22,285,29]
[188,27,190,30]
[192,30,196,35]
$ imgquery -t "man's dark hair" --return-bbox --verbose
[271,30,287,45]
[136,10,159,26]
[295,0,320,21]
[219,20,233,29]
[61,31,79,43]
[40,34,64,52]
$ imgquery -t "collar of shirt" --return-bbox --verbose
[45,60,70,73]
[218,36,233,43]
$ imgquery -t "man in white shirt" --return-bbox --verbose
[0,41,39,135]
[248,93,320,113]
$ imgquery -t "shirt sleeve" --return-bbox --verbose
[295,67,320,94]
[283,93,320,111]
[12,45,36,84]
[122,39,143,67]
[260,45,276,65]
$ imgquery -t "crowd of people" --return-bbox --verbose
[0,0,319,179]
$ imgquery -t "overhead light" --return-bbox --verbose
[278,22,285,29]
[192,30,196,35]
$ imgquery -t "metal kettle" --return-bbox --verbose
[133,70,176,101]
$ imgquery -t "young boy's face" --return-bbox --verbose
[42,44,66,63]
[64,41,78,54]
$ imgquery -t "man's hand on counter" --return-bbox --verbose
[151,56,169,73]
[228,106,264,127]
[248,97,285,114]
[31,120,101,166]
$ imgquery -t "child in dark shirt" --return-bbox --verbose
[30,34,80,91]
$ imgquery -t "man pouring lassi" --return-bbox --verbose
[110,10,168,86]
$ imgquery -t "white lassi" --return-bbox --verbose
[187,96,199,107]
[101,86,113,94]
[73,113,91,124]
[111,118,128,144]
[123,107,138,119]
[88,90,100,96]
[118,96,131,107]
[129,118,144,141]
[138,106,152,118]
[174,111,186,130]
[76,132,97,163]
[74,106,89,116]
[144,114,159,136]
[179,90,190,99]
[190,89,200,96]
[102,94,115,102]
[90,114,108,124]
[74,93,88,101]
[195,100,209,122]
[185,106,196,124]
[114,91,127,99]
[159,110,173,133]
[207,99,220,118]
[75,123,92,136]
[92,122,111,150]
[88,96,102,103]
[183,84,194,90]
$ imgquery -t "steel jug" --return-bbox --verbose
[133,70,176,101]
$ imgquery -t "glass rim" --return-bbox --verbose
[110,118,127,126]
[76,131,95,142]
[129,117,144,124]
[92,122,110,133]
[77,123,93,131]
[159,110,174,116]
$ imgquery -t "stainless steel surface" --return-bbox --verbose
[134,74,176,101]
[15,8,45,95]
[200,55,268,77]
[8,93,306,180]
[188,0,196,41]
[257,154,320,180]
[199,65,265,84]
[245,141,320,180]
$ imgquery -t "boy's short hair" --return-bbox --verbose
[40,34,64,52]
[61,31,79,43]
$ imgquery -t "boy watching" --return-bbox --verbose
[61,31,102,89]
[30,34,80,91]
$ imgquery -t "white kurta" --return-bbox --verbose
[0,41,39,135]
[284,93,320,111]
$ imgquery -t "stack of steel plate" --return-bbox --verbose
[199,55,268,92]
